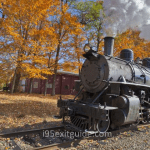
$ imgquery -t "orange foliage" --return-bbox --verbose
[0,0,84,85]
[98,39,104,54]
[0,0,61,81]
[114,29,150,59]
[62,34,85,73]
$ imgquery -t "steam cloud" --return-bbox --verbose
[103,0,150,40]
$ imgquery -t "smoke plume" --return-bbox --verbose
[103,0,150,40]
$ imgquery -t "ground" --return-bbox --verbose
[1,92,150,150]
[64,126,150,150]
[0,92,73,133]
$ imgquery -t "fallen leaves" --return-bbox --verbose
[146,131,149,134]
[88,140,93,143]
[0,93,71,131]
[120,131,131,137]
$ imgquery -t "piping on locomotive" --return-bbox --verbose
[55,37,150,133]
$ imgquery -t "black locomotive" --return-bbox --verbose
[57,37,150,133]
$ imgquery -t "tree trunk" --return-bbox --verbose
[51,44,60,96]
[77,56,81,76]
[28,78,33,94]
[97,39,100,52]
[51,69,57,96]
[45,54,51,96]
[44,76,48,96]
[13,70,21,93]
[10,69,17,93]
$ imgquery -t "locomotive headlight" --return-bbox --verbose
[83,43,91,52]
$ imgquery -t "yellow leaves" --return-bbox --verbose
[0,3,2,8]
[62,62,77,71]
[88,140,93,143]
[114,29,150,59]
[137,127,143,131]
[62,61,83,74]
[1,0,61,80]
[146,131,149,134]
[98,40,104,54]
[1,0,84,85]
[21,61,54,79]
[0,93,63,130]
[121,131,131,137]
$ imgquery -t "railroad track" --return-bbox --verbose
[33,123,150,150]
[0,124,150,150]
[0,126,64,150]
[0,126,64,138]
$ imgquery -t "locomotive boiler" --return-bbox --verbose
[56,37,150,133]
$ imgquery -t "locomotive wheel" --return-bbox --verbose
[97,118,110,133]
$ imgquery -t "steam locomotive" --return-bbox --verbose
[56,37,150,133]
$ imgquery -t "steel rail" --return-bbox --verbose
[0,126,64,138]
[0,123,149,150]
[33,123,150,150]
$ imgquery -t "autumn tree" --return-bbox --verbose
[62,33,85,74]
[0,0,60,93]
[50,1,83,96]
[114,29,150,59]
[0,55,13,86]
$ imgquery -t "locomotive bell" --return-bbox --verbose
[83,44,100,61]
[83,44,91,52]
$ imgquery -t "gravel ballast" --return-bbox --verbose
[0,126,150,150]
[69,127,150,150]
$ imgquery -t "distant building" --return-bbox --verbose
[20,79,26,92]
[19,70,79,95]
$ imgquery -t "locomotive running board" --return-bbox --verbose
[109,81,150,89]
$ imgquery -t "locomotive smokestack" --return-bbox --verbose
[104,37,114,56]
